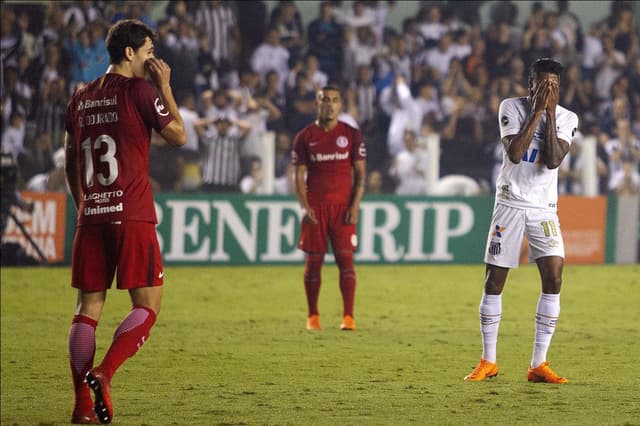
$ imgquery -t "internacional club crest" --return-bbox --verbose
[336,136,348,148]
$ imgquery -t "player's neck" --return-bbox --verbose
[106,63,133,78]
[315,118,338,131]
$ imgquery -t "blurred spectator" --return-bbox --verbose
[389,129,428,195]
[606,2,638,63]
[256,70,286,132]
[581,23,604,82]
[274,131,292,179]
[200,115,252,192]
[366,169,384,194]
[558,130,584,195]
[560,62,594,117]
[379,75,421,157]
[177,91,206,191]
[239,156,265,194]
[270,0,305,65]
[195,0,239,69]
[285,71,316,134]
[63,0,101,30]
[20,131,54,180]
[203,88,238,123]
[417,3,448,49]
[485,22,517,79]
[594,33,627,102]
[236,1,267,70]
[604,118,640,190]
[556,0,583,55]
[16,10,38,60]
[34,79,67,150]
[251,28,290,93]
[1,7,20,68]
[388,34,412,82]
[1,110,26,162]
[26,147,66,192]
[609,154,640,195]
[111,1,156,28]
[307,1,343,83]
[344,26,382,85]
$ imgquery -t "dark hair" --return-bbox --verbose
[321,85,341,94]
[106,19,156,64]
[531,57,564,77]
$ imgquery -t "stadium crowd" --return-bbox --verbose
[1,0,639,196]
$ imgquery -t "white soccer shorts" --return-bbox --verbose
[483,203,565,268]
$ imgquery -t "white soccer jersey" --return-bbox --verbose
[496,97,579,210]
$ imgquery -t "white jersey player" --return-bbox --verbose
[465,58,578,384]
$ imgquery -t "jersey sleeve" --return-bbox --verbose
[498,98,522,139]
[65,96,77,134]
[292,130,308,167]
[557,110,579,145]
[130,79,175,133]
[351,127,366,163]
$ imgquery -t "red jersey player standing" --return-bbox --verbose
[293,85,367,331]
[64,20,185,424]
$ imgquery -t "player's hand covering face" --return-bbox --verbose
[316,90,342,121]
[530,73,559,113]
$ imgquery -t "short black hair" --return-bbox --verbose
[531,57,564,78]
[321,85,341,94]
[106,19,156,64]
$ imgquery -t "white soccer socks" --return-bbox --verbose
[531,292,560,368]
[479,291,502,363]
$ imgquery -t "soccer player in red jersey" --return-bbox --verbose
[293,86,367,331]
[64,20,185,424]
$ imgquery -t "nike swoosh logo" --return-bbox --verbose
[310,142,319,146]
[158,272,164,278]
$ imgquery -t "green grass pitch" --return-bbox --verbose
[2,264,639,425]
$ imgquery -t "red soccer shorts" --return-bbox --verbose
[71,221,163,291]
[298,204,357,254]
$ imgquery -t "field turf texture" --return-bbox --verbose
[2,264,639,425]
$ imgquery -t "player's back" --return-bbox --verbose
[66,74,172,225]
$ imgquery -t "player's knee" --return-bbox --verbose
[334,252,355,276]
[542,276,562,294]
[304,254,323,282]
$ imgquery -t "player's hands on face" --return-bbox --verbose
[145,58,171,88]
[532,80,550,113]
[303,207,318,225]
[545,78,559,113]
[345,205,359,225]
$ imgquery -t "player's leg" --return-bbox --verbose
[334,250,356,330]
[69,225,113,424]
[70,290,106,424]
[466,205,522,381]
[526,210,567,383]
[86,222,164,423]
[304,252,324,329]
[329,205,358,330]
[299,206,328,330]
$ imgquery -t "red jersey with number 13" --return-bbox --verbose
[293,121,366,205]
[65,74,174,225]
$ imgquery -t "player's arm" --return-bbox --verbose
[346,159,366,225]
[63,131,81,210]
[542,80,570,169]
[294,164,317,224]
[503,83,549,163]
[145,57,186,147]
